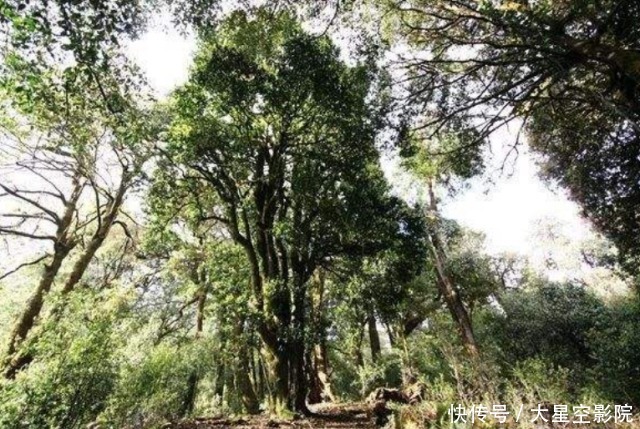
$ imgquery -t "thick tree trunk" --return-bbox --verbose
[292,345,307,414]
[240,212,295,414]
[426,179,479,356]
[307,348,322,405]
[258,313,295,414]
[232,193,316,415]
[367,313,381,363]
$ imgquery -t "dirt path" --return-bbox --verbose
[173,403,377,429]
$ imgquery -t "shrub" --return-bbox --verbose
[0,313,119,429]
[101,339,216,428]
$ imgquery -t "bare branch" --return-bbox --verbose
[0,184,62,224]
[0,227,57,241]
[0,254,50,282]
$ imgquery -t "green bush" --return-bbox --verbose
[101,339,216,428]
[0,314,118,429]
[477,282,640,404]
[588,297,640,404]
[357,352,404,397]
[480,283,605,375]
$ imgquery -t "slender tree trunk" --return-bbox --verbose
[4,179,129,378]
[292,277,310,415]
[257,352,266,400]
[318,340,335,402]
[307,338,335,404]
[250,348,259,398]
[400,334,416,386]
[60,182,126,294]
[215,358,226,400]
[426,179,478,356]
[264,346,291,413]
[3,248,69,378]
[429,230,478,355]
[181,372,198,417]
[182,287,207,417]
[354,322,365,367]
[234,319,260,414]
[3,179,83,378]
[367,313,381,363]
[307,269,334,404]
[307,346,322,405]
[384,321,396,348]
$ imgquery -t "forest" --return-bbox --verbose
[0,0,639,428]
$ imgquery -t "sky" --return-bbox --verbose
[439,140,592,255]
[126,22,592,260]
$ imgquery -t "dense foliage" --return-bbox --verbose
[0,1,639,428]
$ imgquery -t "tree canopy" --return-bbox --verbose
[1,1,639,428]
[388,0,640,277]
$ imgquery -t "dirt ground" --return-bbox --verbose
[172,403,377,429]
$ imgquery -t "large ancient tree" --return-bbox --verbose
[154,9,405,413]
